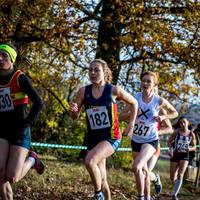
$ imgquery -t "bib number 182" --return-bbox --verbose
[86,106,111,130]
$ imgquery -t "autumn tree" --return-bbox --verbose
[0,0,199,146]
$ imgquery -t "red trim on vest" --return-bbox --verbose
[157,122,161,131]
[112,103,121,139]
[2,70,28,106]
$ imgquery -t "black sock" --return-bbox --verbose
[95,190,102,194]
[137,195,144,200]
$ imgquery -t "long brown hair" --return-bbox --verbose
[90,59,112,83]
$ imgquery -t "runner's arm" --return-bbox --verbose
[189,131,197,151]
[19,74,43,127]
[68,86,85,120]
[158,98,178,122]
[158,108,173,135]
[113,86,138,137]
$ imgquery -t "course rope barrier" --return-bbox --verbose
[31,142,200,152]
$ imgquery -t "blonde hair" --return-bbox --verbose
[140,71,159,85]
[90,59,113,83]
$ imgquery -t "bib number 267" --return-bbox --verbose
[133,124,149,136]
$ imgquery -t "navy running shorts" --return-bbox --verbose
[131,140,158,152]
[0,127,31,149]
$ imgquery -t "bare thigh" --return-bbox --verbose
[133,143,156,168]
[6,146,29,179]
[177,160,188,179]
[85,140,115,164]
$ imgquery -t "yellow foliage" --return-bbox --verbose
[47,120,58,128]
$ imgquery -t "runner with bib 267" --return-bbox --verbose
[119,71,178,200]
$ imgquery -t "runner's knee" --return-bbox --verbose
[6,175,21,183]
[6,171,20,183]
[85,157,97,170]
[133,163,143,173]
[177,173,184,180]
[170,174,176,181]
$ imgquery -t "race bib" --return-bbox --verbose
[0,87,14,112]
[176,141,189,152]
[133,120,152,137]
[86,106,111,130]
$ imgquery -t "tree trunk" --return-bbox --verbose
[96,0,123,84]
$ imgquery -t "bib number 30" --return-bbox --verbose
[0,88,14,112]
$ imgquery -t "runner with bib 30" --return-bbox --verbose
[0,43,44,200]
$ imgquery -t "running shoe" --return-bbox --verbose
[136,196,144,200]
[154,173,162,194]
[145,197,154,200]
[29,151,45,175]
[172,195,179,200]
[93,192,104,200]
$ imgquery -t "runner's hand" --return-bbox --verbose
[69,103,78,113]
[154,115,164,123]
[123,125,134,139]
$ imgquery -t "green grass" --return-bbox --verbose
[12,155,200,200]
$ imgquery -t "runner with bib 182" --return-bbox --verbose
[68,59,138,200]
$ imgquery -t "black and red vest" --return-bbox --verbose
[0,70,28,111]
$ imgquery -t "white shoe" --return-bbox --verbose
[154,173,162,194]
